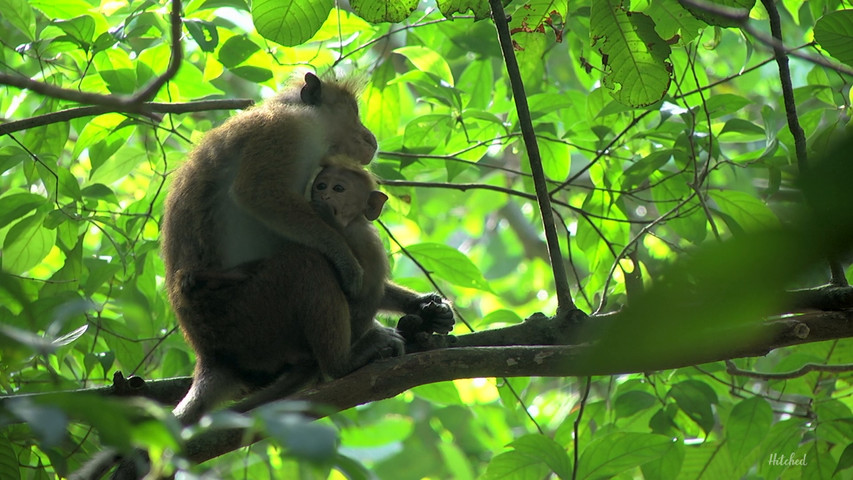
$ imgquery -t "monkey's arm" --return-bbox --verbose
[381,284,454,334]
[230,150,363,296]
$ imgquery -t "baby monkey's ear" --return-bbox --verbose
[364,191,388,221]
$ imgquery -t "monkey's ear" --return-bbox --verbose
[301,73,323,105]
[364,191,388,221]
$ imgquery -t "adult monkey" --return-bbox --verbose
[162,72,375,301]
[73,72,376,480]
[74,77,452,480]
[164,78,453,424]
[162,72,379,424]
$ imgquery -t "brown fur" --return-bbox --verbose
[164,73,378,424]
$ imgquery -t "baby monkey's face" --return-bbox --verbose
[312,165,388,226]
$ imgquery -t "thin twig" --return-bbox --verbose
[0,100,254,136]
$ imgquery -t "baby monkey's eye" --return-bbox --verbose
[315,182,327,190]
[333,184,346,192]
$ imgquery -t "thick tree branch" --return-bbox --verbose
[181,308,853,464]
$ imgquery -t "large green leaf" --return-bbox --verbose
[591,0,672,106]
[726,397,772,462]
[252,0,333,46]
[351,0,419,23]
[3,213,56,274]
[577,432,676,479]
[814,10,853,67]
[404,243,493,292]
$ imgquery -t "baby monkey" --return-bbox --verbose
[226,157,455,415]
[172,158,454,424]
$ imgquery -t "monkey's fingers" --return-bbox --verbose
[419,300,455,334]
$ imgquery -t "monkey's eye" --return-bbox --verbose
[333,184,346,192]
[315,182,327,191]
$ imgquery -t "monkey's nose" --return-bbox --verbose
[364,132,377,149]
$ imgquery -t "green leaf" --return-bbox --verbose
[404,243,493,292]
[577,432,676,479]
[436,0,490,20]
[538,137,571,181]
[0,434,20,480]
[814,10,853,67]
[412,382,464,405]
[403,114,455,153]
[0,193,47,229]
[482,434,569,480]
[590,0,672,106]
[614,390,656,419]
[681,0,754,28]
[669,380,717,434]
[726,397,772,462]
[259,411,337,461]
[339,416,413,447]
[710,190,779,234]
[93,49,137,95]
[833,442,853,476]
[54,15,96,47]
[719,118,765,142]
[3,213,56,274]
[218,35,260,68]
[184,18,219,52]
[394,46,455,86]
[0,0,35,40]
[252,0,333,47]
[704,94,752,119]
[482,450,551,480]
[363,61,402,140]
[624,150,674,189]
[351,0,419,23]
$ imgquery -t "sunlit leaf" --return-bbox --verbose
[404,243,493,292]
[252,0,333,47]
[591,0,672,106]
[351,0,419,23]
[0,0,35,40]
[3,214,56,274]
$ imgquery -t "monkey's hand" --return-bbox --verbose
[413,293,455,335]
[310,199,364,297]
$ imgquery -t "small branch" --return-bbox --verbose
[681,0,853,77]
[726,359,853,380]
[0,100,254,136]
[760,0,808,174]
[130,0,184,103]
[489,0,575,314]
[0,0,185,119]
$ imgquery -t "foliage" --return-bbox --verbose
[1,0,853,479]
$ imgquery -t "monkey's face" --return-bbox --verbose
[312,167,387,226]
[320,89,377,165]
